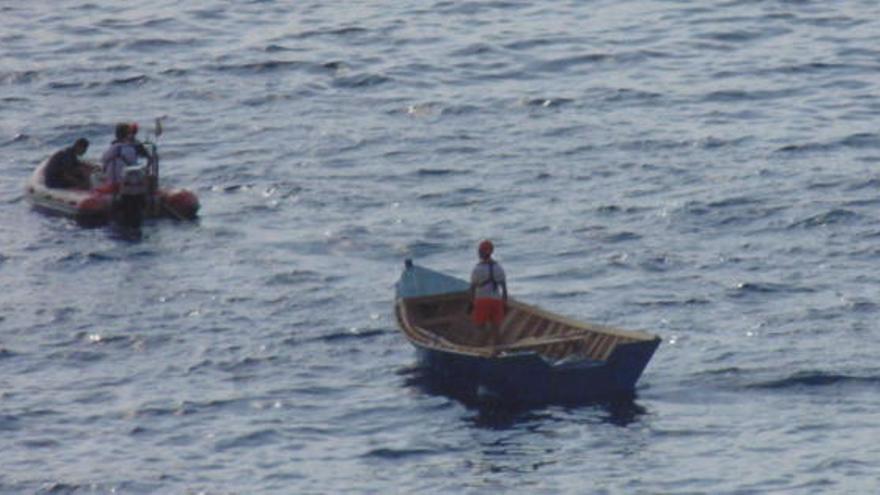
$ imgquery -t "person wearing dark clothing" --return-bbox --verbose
[44,138,92,189]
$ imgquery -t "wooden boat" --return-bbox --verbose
[394,260,661,404]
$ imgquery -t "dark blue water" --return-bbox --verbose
[3,1,880,493]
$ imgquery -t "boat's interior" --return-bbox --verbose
[397,291,654,360]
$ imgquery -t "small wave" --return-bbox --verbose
[595,204,648,216]
[389,102,440,117]
[318,328,386,343]
[503,35,580,51]
[363,447,435,460]
[124,38,196,51]
[1,96,28,105]
[46,81,91,90]
[619,138,691,151]
[46,350,106,363]
[213,59,311,74]
[321,60,347,72]
[600,87,663,104]
[0,69,39,84]
[332,73,391,88]
[776,133,880,155]
[433,0,525,16]
[21,438,60,449]
[634,297,710,307]
[750,371,880,390]
[414,168,464,177]
[699,135,753,149]
[37,482,163,494]
[35,482,82,494]
[439,104,481,116]
[840,132,880,149]
[109,74,150,87]
[214,428,279,451]
[450,43,496,57]
[435,145,481,155]
[160,67,190,77]
[400,239,454,257]
[0,414,19,432]
[638,255,683,273]
[775,61,854,76]
[799,14,866,28]
[218,183,255,193]
[266,269,320,286]
[216,356,281,373]
[704,87,796,103]
[531,53,610,73]
[5,132,32,144]
[546,290,591,299]
[788,209,861,229]
[699,27,787,44]
[75,331,130,346]
[846,300,878,313]
[604,231,642,243]
[806,178,846,191]
[265,43,294,53]
[706,196,760,209]
[776,142,834,154]
[294,26,369,40]
[845,177,880,191]
[730,282,815,296]
[520,97,574,108]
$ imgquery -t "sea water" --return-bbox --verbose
[1,1,879,493]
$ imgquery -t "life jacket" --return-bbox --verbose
[101,141,142,194]
[479,260,500,293]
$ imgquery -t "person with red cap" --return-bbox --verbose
[98,122,151,226]
[468,239,508,353]
[99,122,148,193]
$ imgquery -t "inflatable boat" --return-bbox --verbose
[25,127,199,226]
[25,159,198,225]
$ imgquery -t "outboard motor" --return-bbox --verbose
[115,165,149,229]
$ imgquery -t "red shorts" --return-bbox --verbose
[472,298,505,327]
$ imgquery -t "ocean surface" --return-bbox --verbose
[2,1,880,493]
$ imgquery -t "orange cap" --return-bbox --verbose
[478,239,494,257]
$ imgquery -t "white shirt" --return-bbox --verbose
[101,142,139,186]
[471,260,506,299]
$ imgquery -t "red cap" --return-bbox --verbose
[478,239,494,257]
[130,122,139,135]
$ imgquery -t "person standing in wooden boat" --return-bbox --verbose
[467,239,508,352]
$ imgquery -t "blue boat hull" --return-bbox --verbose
[412,337,660,404]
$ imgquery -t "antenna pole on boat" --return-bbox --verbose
[147,117,165,215]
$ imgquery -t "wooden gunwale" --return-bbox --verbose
[397,290,655,361]
[401,292,654,340]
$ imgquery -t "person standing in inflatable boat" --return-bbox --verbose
[467,239,508,352]
[99,122,150,226]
